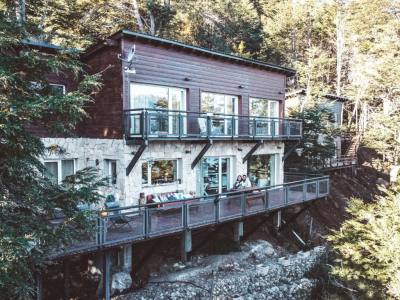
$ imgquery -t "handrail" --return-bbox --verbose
[124,108,303,122]
[103,175,329,213]
[49,175,329,257]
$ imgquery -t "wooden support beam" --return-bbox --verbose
[63,259,71,300]
[126,140,148,176]
[242,140,263,163]
[180,229,192,262]
[191,140,212,169]
[102,251,112,300]
[276,210,282,230]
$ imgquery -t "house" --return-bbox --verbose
[31,31,330,299]
[285,89,357,171]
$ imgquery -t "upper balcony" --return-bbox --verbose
[124,109,302,142]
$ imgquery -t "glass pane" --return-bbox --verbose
[269,101,278,118]
[214,94,225,114]
[150,160,177,185]
[111,161,117,185]
[131,84,169,109]
[249,98,269,117]
[44,162,58,183]
[225,96,235,114]
[201,157,219,195]
[170,88,185,110]
[49,84,65,96]
[221,158,230,192]
[61,160,74,181]
[142,162,148,184]
[248,155,271,187]
[201,93,214,113]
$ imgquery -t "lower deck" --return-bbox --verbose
[52,174,329,258]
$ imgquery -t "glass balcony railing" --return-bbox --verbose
[50,174,328,257]
[124,109,302,140]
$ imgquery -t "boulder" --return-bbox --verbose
[112,271,132,294]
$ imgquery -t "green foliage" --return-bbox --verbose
[0,8,105,299]
[289,105,340,167]
[327,185,400,299]
[363,112,400,166]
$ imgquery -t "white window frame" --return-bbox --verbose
[249,98,280,136]
[199,156,233,195]
[49,83,66,95]
[142,159,181,186]
[200,92,239,136]
[104,159,117,186]
[43,159,76,184]
[130,83,187,136]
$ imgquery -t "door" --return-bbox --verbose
[249,98,279,136]
[200,157,230,195]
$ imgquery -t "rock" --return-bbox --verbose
[118,241,327,300]
[112,272,132,294]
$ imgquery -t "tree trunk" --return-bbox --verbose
[15,0,26,24]
[336,3,345,96]
[132,0,145,32]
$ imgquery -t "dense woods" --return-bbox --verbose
[2,0,400,299]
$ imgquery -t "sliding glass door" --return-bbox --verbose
[130,83,186,136]
[247,154,277,187]
[199,157,231,195]
[201,92,238,136]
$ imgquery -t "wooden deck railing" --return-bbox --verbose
[51,175,329,258]
[123,108,302,141]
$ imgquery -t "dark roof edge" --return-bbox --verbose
[22,40,79,53]
[84,29,296,76]
[325,93,348,102]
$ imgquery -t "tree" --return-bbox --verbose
[327,185,400,299]
[286,104,340,170]
[0,5,104,299]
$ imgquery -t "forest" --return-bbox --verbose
[1,0,400,299]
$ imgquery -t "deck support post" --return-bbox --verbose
[36,272,43,300]
[63,259,71,300]
[181,229,192,262]
[102,251,112,300]
[276,210,282,230]
[122,244,133,272]
[233,221,244,244]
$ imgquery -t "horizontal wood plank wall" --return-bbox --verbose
[122,39,286,117]
[78,45,123,138]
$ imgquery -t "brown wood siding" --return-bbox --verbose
[122,39,286,117]
[77,45,123,138]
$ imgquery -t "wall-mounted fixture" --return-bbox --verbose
[118,44,137,74]
[184,77,191,81]
[95,159,100,166]
[278,91,284,94]
[295,148,304,157]
[238,85,244,89]
[185,150,191,154]
[238,148,243,151]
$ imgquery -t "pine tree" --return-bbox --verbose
[0,5,104,299]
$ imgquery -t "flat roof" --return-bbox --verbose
[85,29,296,76]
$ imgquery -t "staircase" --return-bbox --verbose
[342,132,361,157]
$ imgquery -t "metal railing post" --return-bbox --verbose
[253,117,257,137]
[207,115,211,138]
[265,189,269,211]
[271,119,275,137]
[215,196,220,223]
[145,207,150,238]
[183,203,188,230]
[303,182,307,202]
[178,111,181,138]
[241,192,246,216]
[231,116,235,138]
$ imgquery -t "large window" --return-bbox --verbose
[130,83,186,135]
[247,154,276,187]
[199,157,231,195]
[44,159,75,184]
[141,159,180,185]
[249,98,279,117]
[130,83,186,110]
[201,92,238,136]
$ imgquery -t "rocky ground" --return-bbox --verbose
[115,240,326,300]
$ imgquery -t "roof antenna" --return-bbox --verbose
[118,44,136,74]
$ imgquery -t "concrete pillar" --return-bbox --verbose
[36,273,43,300]
[63,259,71,300]
[122,244,133,272]
[181,229,192,262]
[102,251,111,300]
[233,221,244,244]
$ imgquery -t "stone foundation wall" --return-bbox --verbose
[41,138,284,207]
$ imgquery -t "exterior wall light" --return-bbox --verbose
[100,210,108,218]
[184,77,191,81]
[295,148,304,157]
[238,85,244,89]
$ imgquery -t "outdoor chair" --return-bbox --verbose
[104,197,133,231]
